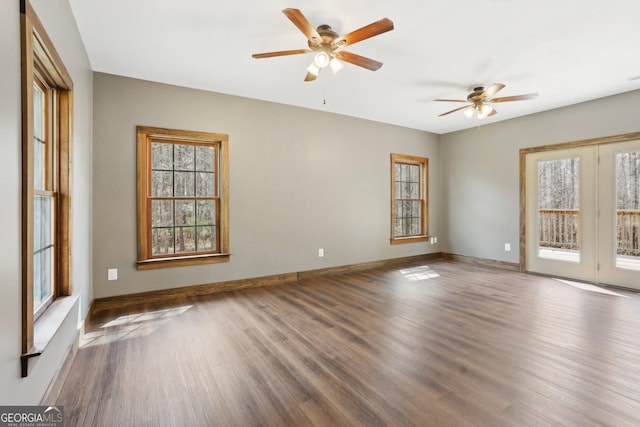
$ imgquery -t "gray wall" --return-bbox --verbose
[441,89,640,263]
[93,73,441,298]
[0,0,93,404]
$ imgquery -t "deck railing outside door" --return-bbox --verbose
[538,209,640,255]
[617,210,640,256]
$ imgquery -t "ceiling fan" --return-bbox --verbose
[252,8,394,81]
[435,84,538,119]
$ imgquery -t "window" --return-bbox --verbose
[21,0,73,354]
[136,126,229,269]
[391,154,429,244]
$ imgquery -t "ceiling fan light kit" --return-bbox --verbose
[464,103,495,119]
[305,50,343,78]
[252,8,394,81]
[436,84,539,120]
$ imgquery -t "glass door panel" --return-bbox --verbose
[614,150,640,270]
[598,141,640,289]
[537,157,581,262]
[526,147,597,282]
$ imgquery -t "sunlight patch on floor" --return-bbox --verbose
[554,279,630,298]
[400,265,439,281]
[80,305,193,348]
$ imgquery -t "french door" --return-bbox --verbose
[525,140,640,290]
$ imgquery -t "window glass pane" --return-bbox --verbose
[395,200,403,219]
[197,200,215,225]
[400,182,410,200]
[174,144,194,171]
[197,226,214,251]
[33,83,44,140]
[395,218,404,237]
[411,201,421,218]
[175,200,195,226]
[175,227,196,253]
[174,172,195,197]
[151,200,174,227]
[152,171,173,197]
[34,195,53,312]
[409,164,419,182]
[394,164,402,181]
[152,228,174,256]
[34,139,45,191]
[34,195,53,248]
[196,146,215,172]
[152,142,173,170]
[196,172,215,197]
[33,83,46,191]
[410,218,420,235]
[34,247,53,312]
[394,182,402,199]
[400,164,409,181]
[407,182,419,199]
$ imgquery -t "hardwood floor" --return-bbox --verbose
[56,259,640,426]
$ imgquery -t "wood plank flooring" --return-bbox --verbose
[56,259,640,426]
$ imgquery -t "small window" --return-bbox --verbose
[391,153,429,244]
[136,126,229,269]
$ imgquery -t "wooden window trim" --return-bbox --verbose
[21,0,73,355]
[136,126,230,270]
[390,153,429,244]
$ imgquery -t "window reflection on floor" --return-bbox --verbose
[80,305,193,348]
[400,265,439,281]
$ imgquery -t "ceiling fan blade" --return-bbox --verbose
[283,8,322,43]
[483,83,506,99]
[490,93,539,103]
[335,51,383,71]
[433,99,468,103]
[252,49,311,59]
[438,105,471,117]
[333,18,394,48]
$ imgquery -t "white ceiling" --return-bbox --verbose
[68,0,640,134]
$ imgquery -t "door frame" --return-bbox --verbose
[519,131,640,273]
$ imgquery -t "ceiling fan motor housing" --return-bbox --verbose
[467,87,486,102]
[308,25,344,51]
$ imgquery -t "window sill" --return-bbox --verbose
[390,236,430,245]
[136,253,230,270]
[22,295,79,377]
[33,295,79,352]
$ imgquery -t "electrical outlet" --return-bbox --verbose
[434,237,438,244]
[504,243,511,251]
[430,237,435,244]
[318,248,324,257]
[108,268,118,281]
